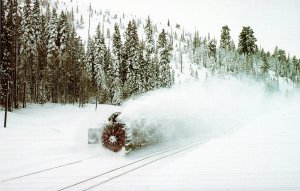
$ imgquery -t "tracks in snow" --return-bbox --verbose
[0,154,102,183]
[58,142,201,191]
[0,141,201,190]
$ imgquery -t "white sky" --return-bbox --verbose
[89,0,300,57]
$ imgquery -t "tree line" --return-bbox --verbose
[0,0,173,112]
[1,0,299,114]
[188,25,300,89]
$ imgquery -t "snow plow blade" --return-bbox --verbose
[99,112,161,155]
[100,112,132,154]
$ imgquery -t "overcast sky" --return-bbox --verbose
[90,0,300,57]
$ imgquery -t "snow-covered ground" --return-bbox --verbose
[1,79,300,190]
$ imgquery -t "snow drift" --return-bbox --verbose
[119,78,298,146]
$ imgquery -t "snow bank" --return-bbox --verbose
[119,78,274,144]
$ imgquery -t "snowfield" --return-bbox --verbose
[1,79,300,191]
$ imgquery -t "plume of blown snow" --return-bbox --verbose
[118,78,286,144]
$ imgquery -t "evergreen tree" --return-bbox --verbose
[31,0,42,103]
[193,30,200,53]
[66,28,86,104]
[238,26,257,55]
[111,23,123,104]
[144,17,157,91]
[94,23,107,101]
[238,26,257,74]
[46,9,59,102]
[220,25,231,50]
[20,0,35,106]
[57,11,71,103]
[207,40,217,59]
[291,56,300,83]
[86,36,96,85]
[104,48,115,103]
[122,20,140,97]
[1,0,14,108]
[277,49,287,77]
[157,29,172,88]
[37,15,48,103]
[260,52,270,77]
[144,17,155,54]
[12,0,22,108]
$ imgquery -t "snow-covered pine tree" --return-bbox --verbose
[104,48,114,103]
[277,49,287,77]
[46,8,59,102]
[76,14,84,29]
[122,20,140,97]
[31,0,42,103]
[238,26,257,74]
[20,0,35,106]
[220,25,231,50]
[193,30,200,53]
[157,29,172,88]
[111,23,123,105]
[207,40,216,59]
[145,16,155,54]
[260,51,270,76]
[11,0,21,108]
[137,41,146,94]
[291,56,300,84]
[57,11,72,103]
[0,0,14,108]
[37,15,48,104]
[86,36,96,86]
[66,27,86,104]
[94,23,107,102]
[238,26,257,55]
[144,16,157,91]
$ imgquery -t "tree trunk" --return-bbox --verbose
[4,83,9,128]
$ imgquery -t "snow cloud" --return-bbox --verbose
[119,78,300,144]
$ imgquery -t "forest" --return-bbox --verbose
[1,0,300,113]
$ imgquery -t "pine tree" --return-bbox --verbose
[277,49,287,77]
[260,52,270,77]
[291,56,300,83]
[111,23,123,104]
[57,11,71,103]
[137,42,147,93]
[193,30,201,53]
[207,40,217,59]
[46,9,59,102]
[104,48,115,103]
[144,17,156,91]
[220,25,231,50]
[1,0,13,108]
[0,0,21,110]
[37,15,48,103]
[76,14,84,29]
[20,0,35,106]
[30,0,41,103]
[144,17,155,54]
[157,29,172,88]
[66,27,86,104]
[94,23,107,102]
[238,26,257,74]
[122,20,140,97]
[238,26,257,55]
[86,36,96,86]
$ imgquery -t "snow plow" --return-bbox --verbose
[88,112,162,154]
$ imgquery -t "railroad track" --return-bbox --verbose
[0,141,201,190]
[0,154,102,183]
[58,141,201,191]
